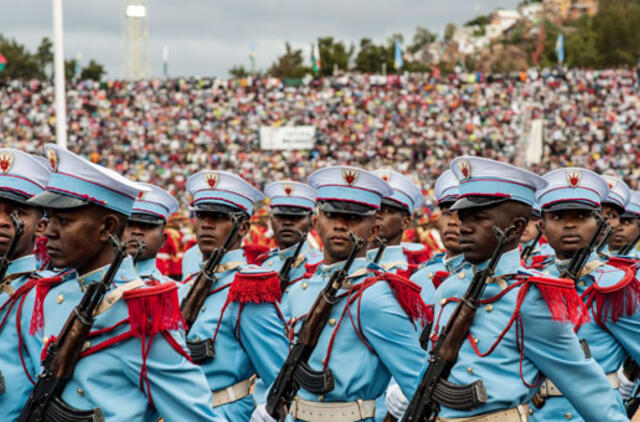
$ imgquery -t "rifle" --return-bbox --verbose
[623,356,640,416]
[18,235,128,421]
[181,214,240,331]
[372,236,387,264]
[596,225,614,257]
[266,233,364,420]
[0,212,25,284]
[521,223,542,262]
[278,231,306,293]
[129,239,147,264]
[619,221,640,256]
[393,226,514,422]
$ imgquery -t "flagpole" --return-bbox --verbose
[52,0,67,148]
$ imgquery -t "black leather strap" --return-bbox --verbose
[187,338,215,364]
[293,361,335,394]
[0,370,5,395]
[431,378,488,410]
[44,395,104,422]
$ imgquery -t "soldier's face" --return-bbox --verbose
[601,204,621,230]
[270,214,311,249]
[0,199,42,260]
[610,217,640,251]
[376,205,409,246]
[193,211,247,256]
[123,221,166,261]
[542,209,598,260]
[520,216,541,243]
[435,204,461,254]
[315,210,377,265]
[44,206,105,272]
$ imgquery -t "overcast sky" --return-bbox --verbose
[2,0,521,78]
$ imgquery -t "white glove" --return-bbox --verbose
[250,404,277,422]
[385,383,409,419]
[618,365,636,401]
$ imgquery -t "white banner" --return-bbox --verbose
[259,126,316,150]
[526,119,544,165]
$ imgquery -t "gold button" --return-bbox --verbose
[428,272,433,278]
[430,333,437,340]
[82,341,91,351]
[466,367,473,374]
[485,304,493,313]
[565,413,573,420]
[190,281,194,286]
[459,272,465,279]
[318,394,324,402]
[440,298,447,306]
[321,358,325,364]
[528,408,534,415]
[302,282,308,290]
[545,271,550,275]
[473,337,479,344]
[194,336,200,343]
[56,294,64,304]
[77,388,84,396]
[285,287,290,293]
[43,336,49,345]
[328,318,336,327]
[200,306,206,312]
[578,282,585,287]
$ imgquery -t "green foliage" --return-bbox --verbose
[465,14,491,27]
[317,37,354,76]
[35,37,53,78]
[64,59,77,82]
[354,38,389,73]
[80,59,105,81]
[268,42,309,78]
[229,65,249,78]
[408,27,437,54]
[444,23,457,42]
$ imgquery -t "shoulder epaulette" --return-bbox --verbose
[123,282,185,337]
[244,244,271,265]
[402,246,430,266]
[526,276,586,324]
[228,266,281,304]
[583,262,640,325]
[364,272,432,324]
[303,260,322,277]
[432,270,450,289]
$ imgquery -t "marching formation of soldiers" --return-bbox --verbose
[0,143,639,422]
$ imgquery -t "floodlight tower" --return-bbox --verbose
[121,0,149,79]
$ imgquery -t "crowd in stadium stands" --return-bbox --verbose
[2,67,640,213]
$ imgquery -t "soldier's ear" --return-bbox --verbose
[237,218,251,238]
[99,213,122,242]
[511,216,528,241]
[401,213,410,231]
[311,214,318,232]
[160,229,167,249]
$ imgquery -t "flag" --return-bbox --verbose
[162,46,169,78]
[394,39,403,70]
[0,52,6,71]
[311,43,320,74]
[555,34,564,65]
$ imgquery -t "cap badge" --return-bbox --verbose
[0,153,13,174]
[47,149,58,172]
[137,191,145,200]
[283,183,294,196]
[458,159,471,181]
[566,170,582,188]
[342,169,359,186]
[379,170,391,183]
[205,172,219,189]
[606,179,616,190]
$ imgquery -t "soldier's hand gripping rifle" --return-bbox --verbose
[392,226,515,422]
[373,236,387,265]
[619,220,640,256]
[266,233,364,420]
[521,223,543,263]
[0,212,25,285]
[18,235,128,422]
[278,231,306,293]
[181,213,241,331]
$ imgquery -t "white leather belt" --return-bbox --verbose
[289,395,376,422]
[437,404,529,422]
[211,378,251,407]
[539,372,619,398]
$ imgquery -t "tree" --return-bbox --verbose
[0,35,44,80]
[80,59,105,81]
[354,38,388,73]
[229,65,249,78]
[317,37,354,76]
[444,23,457,42]
[591,0,640,67]
[64,59,76,82]
[268,42,308,78]
[35,37,53,78]
[407,27,437,54]
[465,14,491,27]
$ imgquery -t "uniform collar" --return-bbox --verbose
[7,254,37,275]
[317,256,369,278]
[367,244,405,263]
[472,248,521,276]
[276,241,311,261]
[222,248,246,265]
[75,256,137,291]
[443,253,464,271]
[135,257,158,277]
[555,250,600,274]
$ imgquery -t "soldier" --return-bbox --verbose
[255,166,428,422]
[410,170,465,304]
[530,167,640,421]
[178,170,290,420]
[391,157,627,421]
[598,175,631,257]
[122,182,179,283]
[182,236,202,280]
[26,145,221,421]
[0,149,50,420]
[367,170,426,277]
[520,201,555,269]
[609,191,640,258]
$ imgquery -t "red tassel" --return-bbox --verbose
[123,282,185,337]
[528,276,587,324]
[29,276,63,335]
[304,260,322,276]
[228,271,281,304]
[34,236,51,270]
[583,264,640,326]
[402,247,430,266]
[525,255,551,270]
[243,244,271,265]
[432,270,450,289]
[373,272,432,324]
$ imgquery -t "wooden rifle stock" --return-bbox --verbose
[18,235,128,421]
[0,212,25,285]
[266,233,364,420]
[181,214,241,331]
[278,231,306,293]
[393,226,514,422]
